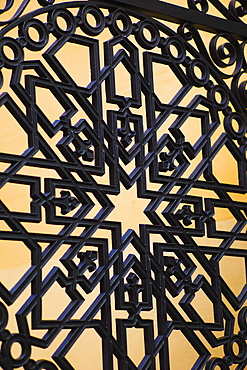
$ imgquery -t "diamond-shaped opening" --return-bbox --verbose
[127,327,145,366]
[220,256,246,296]
[0,105,28,155]
[152,62,184,103]
[169,185,182,194]
[42,280,71,320]
[70,226,86,236]
[168,330,200,370]
[0,182,31,213]
[142,142,148,159]
[0,240,30,289]
[66,328,102,369]
[55,42,91,87]
[109,265,115,280]
[114,61,132,97]
[70,171,83,182]
[104,137,109,149]
[212,145,239,185]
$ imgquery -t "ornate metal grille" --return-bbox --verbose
[0,0,247,369]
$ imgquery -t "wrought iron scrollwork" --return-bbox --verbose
[0,0,247,369]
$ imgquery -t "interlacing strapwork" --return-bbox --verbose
[1,0,247,369]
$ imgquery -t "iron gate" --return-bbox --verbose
[0,0,247,368]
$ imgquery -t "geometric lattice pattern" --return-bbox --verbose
[0,0,247,368]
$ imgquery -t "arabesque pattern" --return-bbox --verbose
[0,1,247,369]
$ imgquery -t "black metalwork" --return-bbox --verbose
[0,0,247,368]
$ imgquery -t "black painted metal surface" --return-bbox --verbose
[0,0,247,368]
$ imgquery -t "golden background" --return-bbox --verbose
[0,0,246,368]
